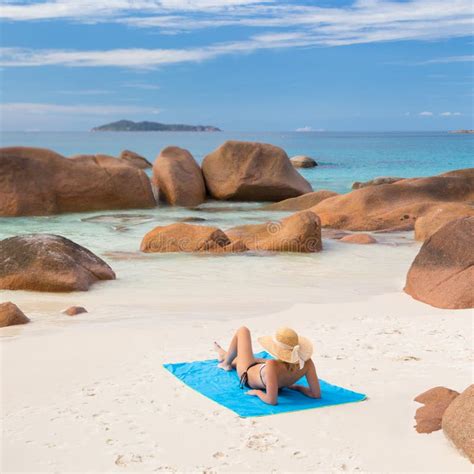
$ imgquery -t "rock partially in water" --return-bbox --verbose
[442,385,474,462]
[153,146,206,207]
[141,223,231,253]
[226,210,322,253]
[352,177,403,189]
[202,141,312,201]
[0,302,30,328]
[0,147,156,216]
[340,233,377,244]
[290,155,318,168]
[205,239,249,254]
[70,154,129,167]
[372,223,415,233]
[119,149,152,169]
[414,386,459,433]
[63,306,88,316]
[262,190,338,211]
[0,234,116,292]
[404,217,474,309]
[311,169,474,231]
[414,203,474,241]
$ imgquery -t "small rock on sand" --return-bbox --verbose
[63,306,88,316]
[0,302,30,328]
[414,386,459,433]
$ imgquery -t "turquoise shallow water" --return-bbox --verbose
[0,131,471,323]
[1,131,472,193]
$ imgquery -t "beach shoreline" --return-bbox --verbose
[1,228,472,472]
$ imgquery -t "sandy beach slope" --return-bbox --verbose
[1,290,472,472]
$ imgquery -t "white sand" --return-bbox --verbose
[0,229,472,473]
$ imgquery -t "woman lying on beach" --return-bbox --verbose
[214,326,321,405]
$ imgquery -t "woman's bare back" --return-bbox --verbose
[246,358,308,390]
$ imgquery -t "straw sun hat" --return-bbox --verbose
[258,327,313,369]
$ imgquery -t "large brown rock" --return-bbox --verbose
[262,190,338,211]
[0,234,116,292]
[352,177,403,190]
[226,211,322,253]
[119,150,152,169]
[204,239,249,254]
[202,141,312,201]
[404,217,474,309]
[414,203,474,241]
[311,170,474,231]
[140,223,231,253]
[153,146,206,207]
[69,154,127,167]
[0,302,30,328]
[442,385,474,462]
[439,168,474,178]
[0,147,156,216]
[414,386,459,434]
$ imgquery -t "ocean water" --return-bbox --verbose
[1,131,472,193]
[0,131,472,328]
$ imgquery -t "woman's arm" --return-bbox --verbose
[289,359,321,398]
[246,360,279,405]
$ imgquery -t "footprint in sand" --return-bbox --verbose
[196,467,217,474]
[292,450,307,459]
[114,453,145,466]
[245,432,279,452]
[398,355,421,361]
[82,387,97,397]
[153,466,177,473]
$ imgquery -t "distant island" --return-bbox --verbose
[449,129,474,134]
[92,120,221,132]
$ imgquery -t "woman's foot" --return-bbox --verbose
[213,341,226,362]
[217,361,233,371]
[214,342,232,370]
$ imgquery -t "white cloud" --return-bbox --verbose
[123,82,160,90]
[0,33,314,68]
[0,0,270,21]
[440,111,462,116]
[2,8,470,70]
[0,46,220,68]
[58,89,113,95]
[0,102,160,116]
[0,1,472,63]
[419,111,433,116]
[422,55,474,64]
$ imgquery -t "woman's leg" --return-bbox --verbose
[218,326,256,375]
[215,327,255,372]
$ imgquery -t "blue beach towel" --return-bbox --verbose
[163,351,366,417]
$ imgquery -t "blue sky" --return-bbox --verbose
[0,0,473,131]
